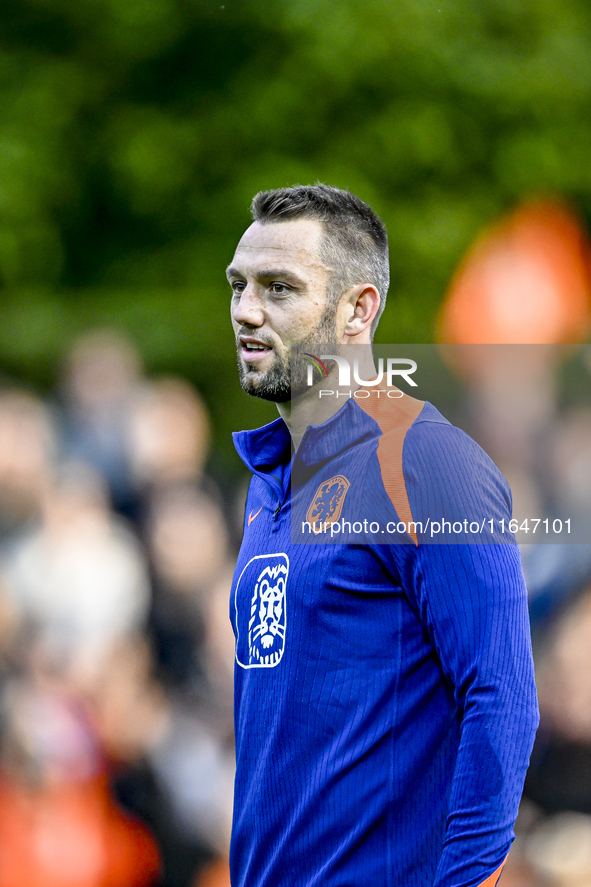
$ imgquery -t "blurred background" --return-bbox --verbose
[0,0,591,884]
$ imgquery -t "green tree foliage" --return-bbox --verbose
[0,0,590,461]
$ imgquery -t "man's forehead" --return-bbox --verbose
[230,219,330,271]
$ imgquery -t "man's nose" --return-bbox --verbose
[232,285,265,327]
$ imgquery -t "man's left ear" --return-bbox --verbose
[343,284,380,338]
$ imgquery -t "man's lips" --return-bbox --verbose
[239,337,274,363]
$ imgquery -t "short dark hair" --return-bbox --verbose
[250,184,389,334]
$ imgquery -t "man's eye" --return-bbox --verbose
[231,281,246,295]
[270,283,290,295]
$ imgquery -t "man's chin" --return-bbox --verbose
[238,365,292,403]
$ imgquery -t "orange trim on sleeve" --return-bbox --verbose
[355,388,424,545]
[477,855,508,887]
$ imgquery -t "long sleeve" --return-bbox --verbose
[405,541,538,887]
[399,420,539,887]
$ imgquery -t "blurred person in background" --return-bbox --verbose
[126,378,210,502]
[89,629,233,887]
[58,330,144,520]
[2,459,150,686]
[524,408,591,868]
[109,483,235,887]
[0,671,160,887]
[0,389,57,542]
[531,579,591,813]
[144,483,233,703]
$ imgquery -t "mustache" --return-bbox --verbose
[236,330,275,348]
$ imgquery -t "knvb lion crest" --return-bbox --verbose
[235,553,289,669]
[306,475,350,535]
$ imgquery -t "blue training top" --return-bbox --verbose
[230,392,539,887]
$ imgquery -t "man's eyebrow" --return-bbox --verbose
[258,268,306,284]
[226,266,307,285]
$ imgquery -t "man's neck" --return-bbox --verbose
[276,382,350,452]
[277,349,378,451]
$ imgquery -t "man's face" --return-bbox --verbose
[227,219,341,402]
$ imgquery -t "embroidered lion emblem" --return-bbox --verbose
[306,475,350,534]
[235,553,289,668]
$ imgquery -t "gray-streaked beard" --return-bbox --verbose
[237,301,339,403]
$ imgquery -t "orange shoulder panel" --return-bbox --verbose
[355,389,424,545]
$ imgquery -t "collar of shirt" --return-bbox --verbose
[233,398,380,479]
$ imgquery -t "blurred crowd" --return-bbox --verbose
[0,325,591,887]
[0,330,238,887]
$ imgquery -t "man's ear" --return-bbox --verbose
[342,284,381,339]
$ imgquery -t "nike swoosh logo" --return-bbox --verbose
[248,506,263,526]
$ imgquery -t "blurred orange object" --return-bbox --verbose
[438,201,591,344]
[0,773,160,887]
[194,858,231,887]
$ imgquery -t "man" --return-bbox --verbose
[227,184,538,887]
